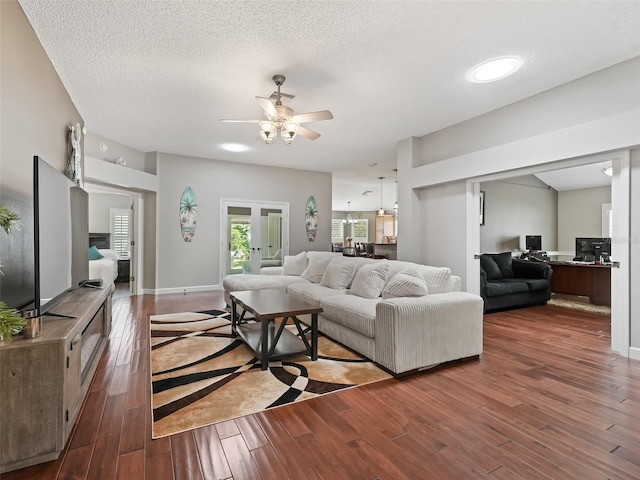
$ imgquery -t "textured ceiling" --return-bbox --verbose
[17,0,640,211]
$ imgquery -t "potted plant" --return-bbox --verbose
[0,204,27,342]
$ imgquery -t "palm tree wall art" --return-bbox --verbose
[180,187,197,242]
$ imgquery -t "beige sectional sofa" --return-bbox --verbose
[222,251,483,375]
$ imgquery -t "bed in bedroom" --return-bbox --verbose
[88,233,119,287]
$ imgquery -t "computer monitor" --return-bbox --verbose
[575,237,611,261]
[525,235,542,251]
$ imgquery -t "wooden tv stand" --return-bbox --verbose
[547,261,611,306]
[0,285,113,473]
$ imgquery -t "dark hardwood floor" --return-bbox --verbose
[4,291,640,479]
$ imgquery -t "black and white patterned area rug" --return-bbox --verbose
[150,309,391,438]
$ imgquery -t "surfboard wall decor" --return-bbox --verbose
[305,196,317,242]
[180,186,197,242]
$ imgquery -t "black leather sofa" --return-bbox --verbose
[480,252,553,312]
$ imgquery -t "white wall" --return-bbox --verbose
[419,182,467,284]
[416,57,640,166]
[85,132,149,173]
[88,192,131,233]
[557,186,611,253]
[631,150,640,350]
[154,152,332,291]
[480,176,558,253]
[1,1,84,310]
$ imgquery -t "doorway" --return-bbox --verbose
[467,149,631,356]
[220,199,289,279]
[85,183,144,296]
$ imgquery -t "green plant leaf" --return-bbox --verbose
[0,204,20,234]
[0,301,27,342]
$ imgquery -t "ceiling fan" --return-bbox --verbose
[220,74,333,145]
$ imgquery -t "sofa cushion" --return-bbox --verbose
[480,255,502,280]
[492,252,514,278]
[320,295,380,338]
[320,260,357,289]
[287,283,348,307]
[502,278,549,292]
[283,252,308,276]
[222,274,309,293]
[349,262,391,299]
[301,252,340,283]
[382,268,429,299]
[484,281,529,297]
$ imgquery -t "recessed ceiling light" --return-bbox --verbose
[362,190,373,196]
[221,143,249,152]
[467,56,523,83]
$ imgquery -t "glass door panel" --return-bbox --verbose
[222,201,288,278]
[226,206,251,275]
[261,208,283,267]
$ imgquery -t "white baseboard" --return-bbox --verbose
[142,284,223,295]
[629,346,640,361]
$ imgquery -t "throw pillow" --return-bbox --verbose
[480,255,502,280]
[283,251,307,276]
[492,252,514,278]
[417,265,452,294]
[88,245,104,261]
[349,262,391,299]
[382,268,429,299]
[301,252,339,283]
[320,260,357,289]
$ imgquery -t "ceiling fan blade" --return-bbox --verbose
[296,126,321,140]
[219,119,260,123]
[256,96,277,119]
[290,110,334,124]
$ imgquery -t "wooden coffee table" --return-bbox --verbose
[229,288,323,370]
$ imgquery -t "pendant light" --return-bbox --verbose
[377,177,385,216]
[393,168,398,215]
[342,201,354,225]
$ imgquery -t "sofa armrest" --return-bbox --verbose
[480,269,488,287]
[374,292,483,374]
[512,259,552,279]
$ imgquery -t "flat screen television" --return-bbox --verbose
[525,235,542,251]
[575,237,611,262]
[0,186,35,312]
[34,156,89,315]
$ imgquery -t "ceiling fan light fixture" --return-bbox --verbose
[259,121,277,145]
[221,74,332,146]
[281,121,299,145]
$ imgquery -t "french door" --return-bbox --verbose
[221,199,289,277]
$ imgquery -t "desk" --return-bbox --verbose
[547,261,611,306]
